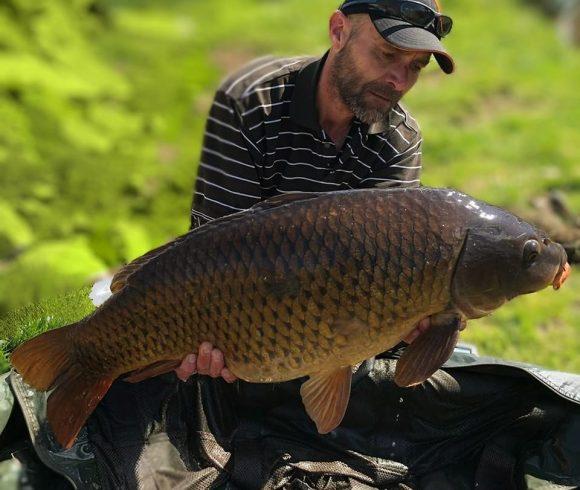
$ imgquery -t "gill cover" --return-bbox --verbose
[451,226,521,319]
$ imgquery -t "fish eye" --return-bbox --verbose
[523,239,540,266]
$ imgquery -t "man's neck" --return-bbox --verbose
[317,57,353,149]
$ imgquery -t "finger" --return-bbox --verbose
[197,342,213,375]
[175,354,197,382]
[417,317,431,332]
[209,349,224,378]
[221,368,238,384]
[403,329,420,344]
[403,317,431,344]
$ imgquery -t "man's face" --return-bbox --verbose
[330,14,431,126]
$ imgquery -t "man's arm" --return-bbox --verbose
[180,90,265,382]
[359,126,432,343]
[190,90,263,228]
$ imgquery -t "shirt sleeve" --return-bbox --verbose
[190,91,263,230]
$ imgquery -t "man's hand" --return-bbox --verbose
[402,317,431,344]
[175,342,238,383]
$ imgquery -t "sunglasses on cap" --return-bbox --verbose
[340,0,453,39]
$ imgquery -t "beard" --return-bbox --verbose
[331,44,403,126]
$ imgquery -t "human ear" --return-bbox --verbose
[329,11,351,50]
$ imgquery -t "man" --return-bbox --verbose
[175,0,454,383]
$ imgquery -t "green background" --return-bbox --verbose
[0,0,578,373]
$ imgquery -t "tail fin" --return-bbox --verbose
[10,325,114,449]
[11,325,76,391]
[46,368,113,449]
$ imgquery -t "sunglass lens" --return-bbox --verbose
[400,2,433,26]
[438,16,453,37]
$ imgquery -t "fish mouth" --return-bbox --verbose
[553,261,571,290]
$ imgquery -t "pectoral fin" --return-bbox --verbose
[123,359,182,383]
[300,367,353,434]
[394,314,464,387]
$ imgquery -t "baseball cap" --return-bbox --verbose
[339,0,455,74]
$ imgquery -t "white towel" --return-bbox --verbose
[89,276,114,307]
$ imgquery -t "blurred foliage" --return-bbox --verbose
[0,199,33,256]
[0,0,578,372]
[0,236,105,312]
[0,0,193,313]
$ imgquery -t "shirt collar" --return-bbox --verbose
[366,119,390,135]
[289,53,327,132]
[289,51,394,136]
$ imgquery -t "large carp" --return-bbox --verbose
[11,187,571,449]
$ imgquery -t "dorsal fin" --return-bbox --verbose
[111,193,321,293]
[110,234,191,293]
[250,192,321,211]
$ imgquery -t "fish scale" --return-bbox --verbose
[11,187,570,448]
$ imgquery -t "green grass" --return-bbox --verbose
[0,287,95,373]
[0,0,578,374]
[462,273,580,370]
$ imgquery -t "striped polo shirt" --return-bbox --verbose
[191,53,423,229]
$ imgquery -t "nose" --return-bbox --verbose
[383,65,409,92]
